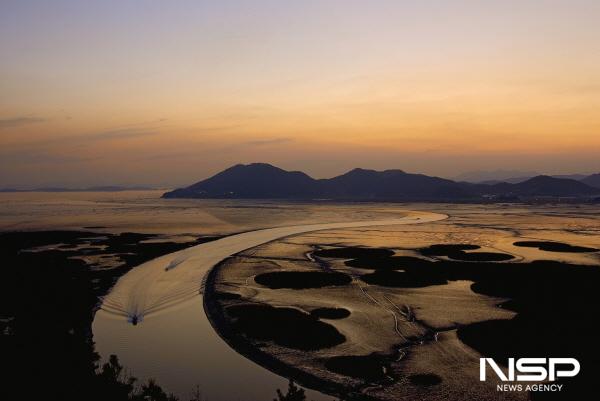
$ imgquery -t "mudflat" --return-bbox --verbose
[205,204,600,401]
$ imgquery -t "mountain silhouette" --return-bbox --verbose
[321,168,473,200]
[163,164,600,200]
[163,163,318,199]
[481,175,599,197]
[453,170,539,183]
[581,173,600,189]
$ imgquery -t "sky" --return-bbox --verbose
[1,0,599,188]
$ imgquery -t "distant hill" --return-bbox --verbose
[163,163,318,199]
[477,176,532,185]
[321,168,474,200]
[581,173,600,189]
[457,170,596,186]
[454,170,539,183]
[477,173,597,186]
[478,175,600,197]
[163,164,600,201]
[552,174,589,181]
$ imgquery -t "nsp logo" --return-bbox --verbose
[480,358,580,382]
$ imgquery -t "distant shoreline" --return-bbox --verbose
[0,187,162,193]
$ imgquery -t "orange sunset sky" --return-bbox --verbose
[1,1,599,188]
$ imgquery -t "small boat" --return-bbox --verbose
[130,315,139,325]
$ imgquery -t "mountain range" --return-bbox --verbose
[453,170,541,183]
[581,173,600,188]
[454,170,595,185]
[163,163,600,201]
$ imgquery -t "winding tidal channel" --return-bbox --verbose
[92,211,447,401]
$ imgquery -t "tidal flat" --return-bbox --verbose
[206,204,600,401]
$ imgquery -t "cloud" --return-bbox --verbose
[0,128,158,166]
[244,137,294,146]
[0,150,98,165]
[0,116,46,129]
[81,128,158,142]
[138,150,198,161]
[136,136,295,162]
[0,125,162,158]
[65,118,172,143]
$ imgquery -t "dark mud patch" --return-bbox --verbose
[420,243,514,261]
[360,270,448,287]
[215,291,242,300]
[447,251,514,262]
[310,307,351,320]
[513,240,597,253]
[409,373,442,386]
[345,255,431,270]
[325,354,389,381]
[456,259,600,399]
[313,247,394,259]
[497,299,521,311]
[254,271,352,289]
[314,242,600,398]
[457,319,524,360]
[226,304,346,350]
[420,244,481,256]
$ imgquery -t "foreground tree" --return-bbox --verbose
[274,380,306,401]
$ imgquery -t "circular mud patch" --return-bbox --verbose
[409,373,442,386]
[420,244,481,256]
[513,241,597,253]
[226,303,346,350]
[215,291,242,300]
[345,255,431,270]
[310,307,351,319]
[313,247,394,259]
[254,271,352,289]
[360,270,448,288]
[447,252,514,262]
[420,243,514,262]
